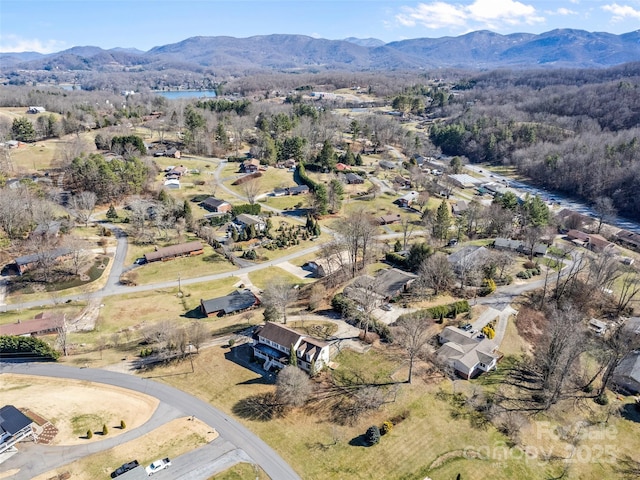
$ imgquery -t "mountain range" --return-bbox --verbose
[2,29,640,74]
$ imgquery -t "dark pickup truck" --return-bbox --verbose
[111,460,140,478]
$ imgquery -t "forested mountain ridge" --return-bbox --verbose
[430,63,640,220]
[2,29,640,75]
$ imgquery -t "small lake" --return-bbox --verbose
[154,90,217,99]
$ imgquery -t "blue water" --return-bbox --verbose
[155,90,217,99]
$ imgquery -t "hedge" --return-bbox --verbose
[296,163,328,214]
[385,252,408,269]
[0,335,60,360]
[396,300,470,322]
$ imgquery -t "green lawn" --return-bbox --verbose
[128,245,237,285]
[248,267,309,290]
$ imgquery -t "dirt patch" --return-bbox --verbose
[0,374,158,445]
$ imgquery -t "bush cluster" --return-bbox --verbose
[517,267,541,279]
[396,300,470,323]
[0,335,60,360]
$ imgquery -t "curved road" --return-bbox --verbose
[0,362,301,480]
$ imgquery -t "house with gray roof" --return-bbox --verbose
[253,322,330,374]
[200,289,259,317]
[0,405,34,454]
[437,326,499,379]
[232,214,266,233]
[14,248,72,275]
[613,352,640,394]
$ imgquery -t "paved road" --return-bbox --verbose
[0,362,301,480]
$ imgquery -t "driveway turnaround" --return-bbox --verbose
[0,362,301,480]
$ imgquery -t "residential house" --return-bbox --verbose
[305,251,351,277]
[379,160,396,170]
[199,197,232,213]
[288,185,309,195]
[163,179,180,189]
[396,191,419,207]
[154,147,181,159]
[242,159,261,173]
[253,322,330,374]
[232,214,266,233]
[377,214,401,225]
[612,351,640,394]
[14,248,72,275]
[200,289,259,317]
[616,229,640,252]
[437,326,500,379]
[144,241,204,263]
[448,246,490,274]
[0,312,65,337]
[345,268,417,303]
[451,201,469,216]
[588,234,616,253]
[30,221,61,239]
[335,163,349,171]
[344,173,364,184]
[0,405,35,454]
[393,175,411,189]
[166,165,187,177]
[492,238,548,257]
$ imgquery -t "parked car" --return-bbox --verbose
[146,458,171,476]
[460,323,472,331]
[381,304,393,311]
[477,333,486,340]
[134,257,146,265]
[111,460,139,478]
[447,238,458,247]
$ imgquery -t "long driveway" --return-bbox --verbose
[0,362,301,480]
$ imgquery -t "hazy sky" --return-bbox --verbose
[1,0,639,53]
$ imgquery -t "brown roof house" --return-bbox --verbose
[0,312,65,337]
[242,159,261,173]
[616,229,640,252]
[199,197,232,213]
[437,326,499,379]
[377,214,401,225]
[253,322,330,374]
[144,241,204,263]
[200,289,259,317]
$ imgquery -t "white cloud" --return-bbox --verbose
[396,0,544,31]
[0,34,66,53]
[602,3,640,21]
[552,8,578,16]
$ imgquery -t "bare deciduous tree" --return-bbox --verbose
[69,191,97,227]
[276,365,313,407]
[242,177,261,205]
[418,253,455,296]
[262,279,298,324]
[394,316,433,383]
[189,321,208,354]
[335,209,378,278]
[593,196,616,234]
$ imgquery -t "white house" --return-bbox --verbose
[163,179,180,189]
[253,322,330,374]
[437,326,500,379]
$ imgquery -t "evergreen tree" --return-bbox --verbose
[289,343,298,366]
[433,199,451,241]
[313,222,321,237]
[11,117,36,142]
[182,200,193,226]
[263,305,279,322]
[355,153,363,166]
[102,424,108,435]
[316,140,336,170]
[106,204,118,220]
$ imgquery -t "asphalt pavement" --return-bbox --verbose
[0,362,301,480]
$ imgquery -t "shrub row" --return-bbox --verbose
[296,163,328,214]
[232,172,262,185]
[517,267,541,279]
[0,335,59,360]
[396,300,470,323]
